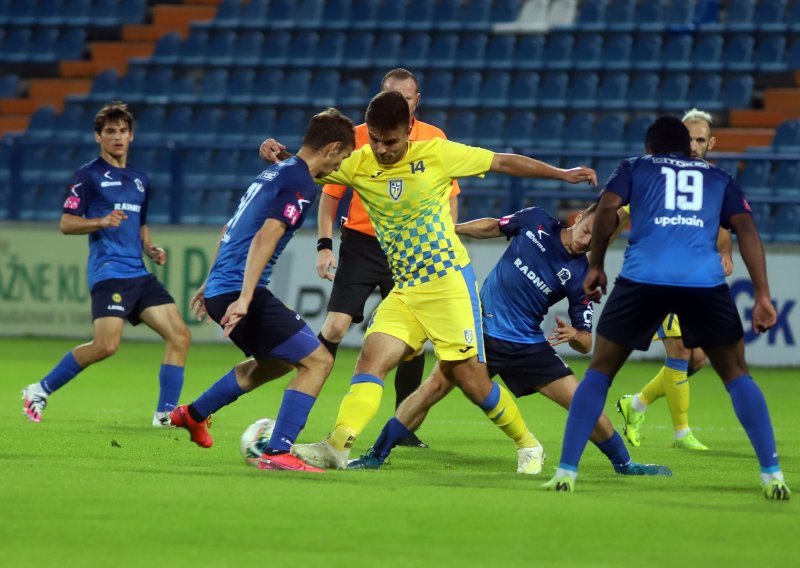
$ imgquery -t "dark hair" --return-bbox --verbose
[94,101,133,133]
[381,68,419,91]
[645,115,691,156]
[302,108,355,151]
[365,90,410,132]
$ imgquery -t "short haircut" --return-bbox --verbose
[301,108,355,151]
[365,90,410,132]
[645,116,691,156]
[381,68,419,91]
[682,107,713,128]
[94,101,133,133]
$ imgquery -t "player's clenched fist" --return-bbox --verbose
[100,209,127,228]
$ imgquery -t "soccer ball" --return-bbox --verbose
[240,418,275,465]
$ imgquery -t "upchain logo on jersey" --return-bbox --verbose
[654,214,705,228]
[514,258,552,295]
[388,179,403,201]
[524,230,546,252]
[114,202,141,213]
[283,203,300,225]
[134,178,145,192]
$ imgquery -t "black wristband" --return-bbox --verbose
[317,237,333,252]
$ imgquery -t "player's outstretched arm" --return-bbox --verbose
[489,153,597,186]
[584,191,623,301]
[59,211,127,235]
[548,316,592,354]
[454,217,503,239]
[140,225,166,265]
[728,213,776,333]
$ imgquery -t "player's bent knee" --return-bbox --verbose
[321,312,352,343]
[92,338,120,360]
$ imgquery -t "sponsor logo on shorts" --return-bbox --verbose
[112,293,122,302]
[654,214,705,228]
[64,196,81,210]
[107,304,124,312]
[388,179,403,201]
[557,268,571,285]
[134,178,145,192]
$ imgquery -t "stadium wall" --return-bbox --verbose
[0,224,797,366]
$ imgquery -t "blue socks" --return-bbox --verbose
[373,417,412,461]
[157,364,184,412]
[595,431,631,472]
[268,389,317,452]
[190,369,245,419]
[726,375,780,472]
[40,352,83,394]
[559,369,612,471]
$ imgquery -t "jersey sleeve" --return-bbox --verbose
[438,140,495,179]
[566,283,593,333]
[497,207,540,237]
[62,170,94,216]
[720,179,752,229]
[602,159,633,205]
[266,177,317,228]
[321,182,348,198]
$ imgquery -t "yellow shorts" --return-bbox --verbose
[654,313,682,341]
[365,265,484,362]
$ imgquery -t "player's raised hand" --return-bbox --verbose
[190,284,208,322]
[100,209,127,228]
[548,316,577,346]
[147,245,167,265]
[752,296,777,334]
[316,249,337,281]
[562,166,597,187]
[259,138,286,163]
[220,297,250,337]
[583,267,607,302]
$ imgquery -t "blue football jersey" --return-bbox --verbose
[205,156,319,298]
[605,153,751,287]
[62,156,151,289]
[481,207,593,345]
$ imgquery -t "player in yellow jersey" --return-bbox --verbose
[616,108,734,450]
[282,90,597,471]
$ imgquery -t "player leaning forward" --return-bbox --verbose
[287,90,597,471]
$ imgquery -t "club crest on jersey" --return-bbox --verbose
[557,268,571,285]
[464,329,474,344]
[388,179,403,201]
[134,178,145,192]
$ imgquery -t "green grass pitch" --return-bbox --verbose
[1,338,795,567]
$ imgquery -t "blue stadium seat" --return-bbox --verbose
[601,34,633,70]
[432,0,462,31]
[714,158,739,178]
[475,110,506,148]
[754,0,787,31]
[569,72,599,109]
[182,148,214,190]
[754,35,786,71]
[57,28,85,60]
[134,106,166,143]
[397,33,430,68]
[178,28,208,66]
[692,33,724,71]
[227,68,255,105]
[428,33,459,68]
[273,108,306,149]
[787,37,800,68]
[597,72,629,109]
[200,190,234,226]
[576,1,605,30]
[788,0,800,30]
[726,0,756,31]
[91,0,119,26]
[404,0,435,30]
[205,29,236,66]
[142,67,173,104]
[288,0,324,26]
[286,32,318,67]
[632,34,662,70]
[595,157,622,188]
[635,0,667,30]
[662,34,693,70]
[281,70,312,105]
[28,26,59,62]
[770,204,800,243]
[564,113,595,150]
[461,0,493,29]
[538,71,569,109]
[772,119,800,152]
[421,110,448,132]
[252,69,284,105]
[454,33,488,69]
[592,114,626,150]
[451,71,482,107]
[0,74,18,98]
[666,0,696,26]
[374,0,407,30]
[2,27,32,62]
[27,107,56,139]
[738,160,773,196]
[503,110,534,148]
[771,160,800,197]
[309,70,340,106]
[542,33,574,69]
[186,108,222,143]
[721,74,754,109]
[722,34,755,71]
[531,112,565,149]
[605,0,636,30]
[659,73,690,110]
[424,71,453,106]
[146,187,170,225]
[338,79,367,107]
[243,107,276,143]
[572,33,603,70]
[489,0,522,24]
[88,69,117,101]
[628,73,659,109]
[687,74,722,109]
[507,71,540,108]
[148,147,173,188]
[748,202,772,238]
[513,34,545,70]
[479,70,511,108]
[37,0,65,25]
[118,0,147,24]
[56,105,88,139]
[624,114,656,150]
[315,31,345,66]
[260,31,290,67]
[238,0,268,25]
[446,110,477,145]
[19,146,49,186]
[150,32,181,65]
[218,108,249,143]
[486,34,516,70]
[343,31,376,68]
[348,0,378,29]
[168,73,196,104]
[198,69,228,104]
[213,0,240,27]
[164,106,192,142]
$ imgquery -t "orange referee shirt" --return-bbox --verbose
[321,118,462,236]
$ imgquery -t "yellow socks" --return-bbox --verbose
[662,357,690,432]
[638,367,666,406]
[480,382,537,449]
[328,374,384,451]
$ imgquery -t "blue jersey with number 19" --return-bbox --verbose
[605,153,750,287]
[204,156,319,298]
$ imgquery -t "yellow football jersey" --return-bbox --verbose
[320,138,495,288]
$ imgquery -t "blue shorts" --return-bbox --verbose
[597,277,744,351]
[205,288,319,362]
[90,274,174,325]
[486,335,574,397]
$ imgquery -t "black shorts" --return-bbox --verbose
[327,227,394,323]
[91,274,174,325]
[596,277,744,351]
[206,288,311,360]
[486,335,574,398]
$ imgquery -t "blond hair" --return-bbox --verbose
[682,108,713,128]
